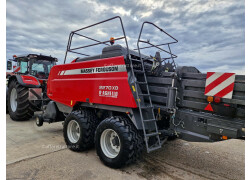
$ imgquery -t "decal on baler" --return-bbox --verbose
[99,86,118,98]
[58,65,126,75]
[205,72,235,99]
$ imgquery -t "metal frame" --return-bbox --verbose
[64,16,130,64]
[136,21,178,66]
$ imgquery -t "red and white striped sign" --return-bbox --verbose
[205,72,235,99]
[13,66,20,73]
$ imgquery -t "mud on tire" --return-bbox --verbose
[8,80,36,121]
[63,110,98,151]
[95,116,143,168]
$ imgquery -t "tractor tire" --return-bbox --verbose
[95,116,143,168]
[8,80,36,121]
[63,110,98,152]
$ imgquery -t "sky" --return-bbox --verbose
[6,0,245,74]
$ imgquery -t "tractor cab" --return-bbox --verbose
[10,54,57,79]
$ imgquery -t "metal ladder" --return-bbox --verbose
[129,57,161,153]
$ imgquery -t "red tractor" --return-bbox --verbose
[7,54,57,120]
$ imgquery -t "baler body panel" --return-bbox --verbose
[47,56,137,108]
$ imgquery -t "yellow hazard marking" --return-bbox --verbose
[132,85,136,92]
[71,100,73,105]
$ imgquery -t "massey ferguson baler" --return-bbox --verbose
[37,16,245,168]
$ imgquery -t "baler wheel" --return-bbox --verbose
[8,80,36,121]
[95,116,143,168]
[63,110,98,151]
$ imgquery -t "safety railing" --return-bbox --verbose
[64,16,130,64]
[136,21,178,67]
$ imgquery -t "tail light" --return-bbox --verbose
[214,96,221,103]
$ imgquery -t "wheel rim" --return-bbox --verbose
[10,88,17,112]
[67,120,80,143]
[100,129,120,158]
[36,117,40,125]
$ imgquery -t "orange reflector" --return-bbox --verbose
[204,103,213,111]
[207,96,213,102]
[13,55,17,58]
[222,136,228,140]
[110,37,115,45]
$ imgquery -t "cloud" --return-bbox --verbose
[6,0,245,74]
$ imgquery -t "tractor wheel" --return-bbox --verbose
[8,80,36,121]
[95,116,143,168]
[63,110,98,151]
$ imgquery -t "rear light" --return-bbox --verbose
[207,96,213,103]
[13,55,17,58]
[214,96,221,103]
[224,104,230,107]
[222,136,228,140]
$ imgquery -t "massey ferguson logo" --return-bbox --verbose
[59,65,126,76]
[81,66,119,74]
[99,86,118,98]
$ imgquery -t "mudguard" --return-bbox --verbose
[8,75,41,88]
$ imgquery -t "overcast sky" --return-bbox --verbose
[6,0,245,74]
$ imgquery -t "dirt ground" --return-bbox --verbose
[6,114,245,180]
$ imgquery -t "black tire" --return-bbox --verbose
[6,86,9,114]
[8,80,36,121]
[63,110,98,152]
[36,115,43,127]
[95,116,143,168]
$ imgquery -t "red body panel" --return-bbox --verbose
[21,75,40,85]
[47,56,137,108]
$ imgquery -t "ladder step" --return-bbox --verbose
[141,106,153,109]
[131,59,142,63]
[143,119,157,122]
[146,132,159,137]
[148,145,161,153]
[133,70,145,73]
[138,93,150,96]
[137,81,147,84]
